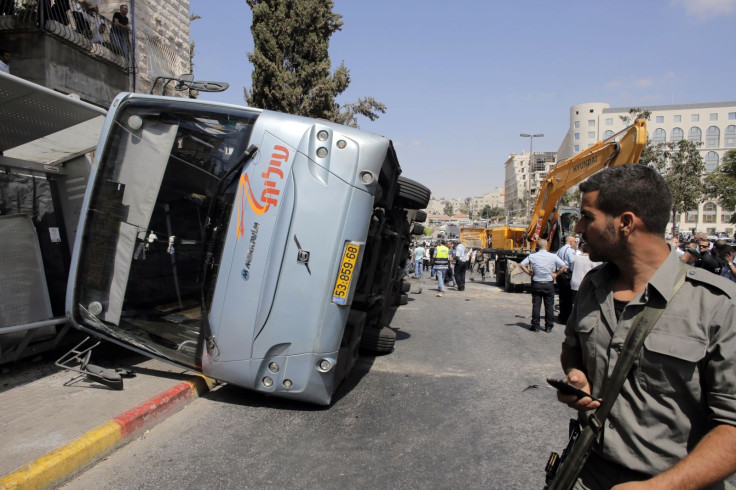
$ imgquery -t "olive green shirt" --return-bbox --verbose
[563,247,736,476]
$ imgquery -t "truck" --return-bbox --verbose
[462,119,647,292]
[64,92,430,405]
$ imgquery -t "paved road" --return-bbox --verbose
[64,275,573,489]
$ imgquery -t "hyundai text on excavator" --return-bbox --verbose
[461,119,647,292]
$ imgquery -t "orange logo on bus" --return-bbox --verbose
[236,145,290,239]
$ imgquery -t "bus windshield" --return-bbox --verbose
[73,99,258,368]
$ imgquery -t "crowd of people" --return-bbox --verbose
[669,232,736,282]
[410,239,494,297]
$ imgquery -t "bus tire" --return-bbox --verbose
[395,176,431,210]
[360,327,396,354]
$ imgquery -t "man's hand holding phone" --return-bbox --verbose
[550,369,601,411]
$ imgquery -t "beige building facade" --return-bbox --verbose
[557,101,736,235]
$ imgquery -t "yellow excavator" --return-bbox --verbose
[461,118,647,291]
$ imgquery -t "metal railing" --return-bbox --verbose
[0,0,130,70]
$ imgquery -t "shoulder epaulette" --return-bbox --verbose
[684,267,736,299]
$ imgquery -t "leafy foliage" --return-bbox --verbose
[642,139,706,232]
[619,107,651,124]
[704,149,736,223]
[244,0,385,127]
[443,202,454,216]
[480,205,504,219]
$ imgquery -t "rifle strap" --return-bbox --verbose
[548,261,689,490]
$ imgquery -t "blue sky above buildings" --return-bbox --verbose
[190,0,736,198]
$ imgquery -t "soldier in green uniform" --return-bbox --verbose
[556,165,736,489]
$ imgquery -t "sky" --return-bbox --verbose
[189,0,736,200]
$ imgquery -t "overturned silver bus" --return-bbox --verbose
[66,93,429,405]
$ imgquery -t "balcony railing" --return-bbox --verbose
[0,0,129,70]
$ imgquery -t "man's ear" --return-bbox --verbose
[619,211,637,235]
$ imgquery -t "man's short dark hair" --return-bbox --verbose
[579,164,672,235]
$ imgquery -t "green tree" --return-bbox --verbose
[704,149,736,223]
[619,107,651,125]
[244,0,385,127]
[443,202,454,216]
[558,188,581,207]
[643,139,706,234]
[488,206,504,218]
[459,197,472,215]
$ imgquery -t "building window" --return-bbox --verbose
[729,112,736,120]
[691,114,700,122]
[605,118,613,125]
[725,125,736,147]
[686,210,698,223]
[706,126,720,148]
[575,133,580,140]
[656,116,664,123]
[702,202,716,223]
[710,113,718,121]
[723,211,733,223]
[588,120,595,127]
[687,127,702,144]
[574,145,580,152]
[588,131,595,139]
[651,128,666,145]
[705,152,719,172]
[574,121,580,128]
[671,127,684,141]
[674,115,682,123]
[602,130,614,140]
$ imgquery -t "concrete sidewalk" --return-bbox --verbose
[0,344,215,489]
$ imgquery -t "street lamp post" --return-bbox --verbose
[520,133,544,219]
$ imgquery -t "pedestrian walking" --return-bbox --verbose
[433,240,450,296]
[413,242,425,279]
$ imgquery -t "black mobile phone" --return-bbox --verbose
[546,378,600,402]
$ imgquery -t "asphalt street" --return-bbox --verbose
[64,274,574,489]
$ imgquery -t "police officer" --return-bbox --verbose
[433,240,450,297]
[519,238,566,332]
[557,165,736,488]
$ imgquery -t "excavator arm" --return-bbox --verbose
[527,119,647,246]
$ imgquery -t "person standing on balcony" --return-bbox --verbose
[72,0,98,38]
[111,3,131,58]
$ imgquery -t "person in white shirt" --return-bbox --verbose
[0,49,10,73]
[570,242,600,306]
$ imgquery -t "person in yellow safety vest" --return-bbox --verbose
[433,240,450,297]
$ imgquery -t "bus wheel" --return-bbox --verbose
[360,326,396,354]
